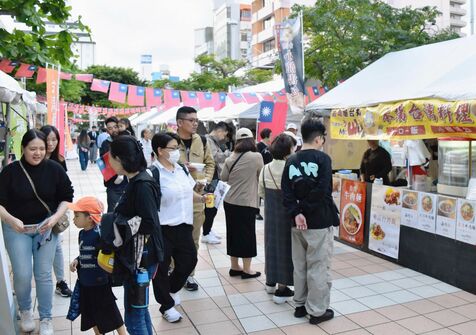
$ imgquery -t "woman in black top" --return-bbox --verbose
[0,129,74,334]
[40,125,73,298]
[109,135,163,335]
[360,140,393,185]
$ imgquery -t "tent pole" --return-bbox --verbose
[3,103,11,168]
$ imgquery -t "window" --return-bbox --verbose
[241,32,248,42]
[240,9,251,21]
[263,39,275,52]
[264,17,275,29]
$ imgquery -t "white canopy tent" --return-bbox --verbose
[198,103,261,121]
[235,76,284,93]
[306,35,476,110]
[130,107,158,126]
[149,106,181,125]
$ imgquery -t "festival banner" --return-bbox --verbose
[46,68,59,125]
[36,67,47,84]
[276,15,305,114]
[456,199,476,245]
[401,190,419,229]
[369,185,402,259]
[417,192,437,233]
[339,179,366,246]
[197,92,213,108]
[330,99,476,140]
[243,92,260,104]
[436,195,457,239]
[0,59,18,73]
[109,82,128,103]
[57,102,66,156]
[332,177,342,237]
[163,89,181,109]
[127,85,145,106]
[181,91,198,106]
[146,88,163,107]
[228,92,245,104]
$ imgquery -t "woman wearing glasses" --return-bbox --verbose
[150,132,203,323]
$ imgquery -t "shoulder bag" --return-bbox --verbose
[19,161,69,234]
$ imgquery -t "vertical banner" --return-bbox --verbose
[46,68,60,125]
[57,102,65,157]
[417,192,437,233]
[277,14,305,114]
[456,199,476,245]
[369,185,402,259]
[10,104,28,159]
[339,179,366,246]
[401,190,419,228]
[436,195,457,239]
[332,177,342,237]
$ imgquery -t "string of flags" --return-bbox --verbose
[1,58,328,112]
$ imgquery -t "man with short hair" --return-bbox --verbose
[176,106,215,291]
[100,117,128,212]
[88,125,99,164]
[96,127,108,150]
[286,123,303,151]
[281,117,337,325]
[257,128,273,165]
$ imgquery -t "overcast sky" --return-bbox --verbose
[69,0,213,79]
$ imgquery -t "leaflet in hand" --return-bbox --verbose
[214,181,230,209]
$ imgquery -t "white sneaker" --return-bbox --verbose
[265,284,276,294]
[39,318,54,335]
[201,234,221,244]
[170,292,181,306]
[210,230,222,239]
[20,309,35,333]
[163,307,182,323]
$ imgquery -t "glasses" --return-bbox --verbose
[164,146,179,151]
[179,118,199,124]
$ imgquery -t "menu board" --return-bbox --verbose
[339,179,366,246]
[332,177,342,237]
[416,192,437,233]
[368,185,402,259]
[401,190,419,229]
[456,199,476,245]
[435,196,457,239]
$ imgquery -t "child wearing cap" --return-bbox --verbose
[68,196,126,335]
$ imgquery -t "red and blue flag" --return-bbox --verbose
[90,79,110,93]
[127,85,145,106]
[164,89,181,109]
[228,92,244,104]
[181,91,198,106]
[243,92,260,104]
[197,92,213,108]
[146,87,163,107]
[108,82,128,103]
[15,64,37,78]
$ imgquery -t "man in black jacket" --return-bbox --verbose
[281,117,336,326]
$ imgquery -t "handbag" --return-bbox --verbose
[19,161,69,234]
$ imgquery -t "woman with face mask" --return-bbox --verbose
[149,132,202,323]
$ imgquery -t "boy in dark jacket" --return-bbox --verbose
[281,117,336,325]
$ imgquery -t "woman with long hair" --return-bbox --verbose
[0,129,74,334]
[221,128,263,279]
[77,129,91,171]
[40,125,73,299]
[108,135,163,334]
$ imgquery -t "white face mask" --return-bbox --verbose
[167,149,180,165]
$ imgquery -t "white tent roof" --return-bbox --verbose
[130,107,158,126]
[199,103,260,121]
[0,70,25,104]
[235,76,284,93]
[149,106,181,125]
[306,35,476,110]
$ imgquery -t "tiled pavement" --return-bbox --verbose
[20,159,476,334]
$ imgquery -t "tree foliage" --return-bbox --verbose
[0,0,90,66]
[293,0,459,88]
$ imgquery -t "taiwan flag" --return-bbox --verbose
[127,85,145,106]
[260,92,274,102]
[60,72,72,80]
[109,82,128,103]
[164,89,181,109]
[273,90,287,102]
[36,67,47,84]
[197,92,213,108]
[257,101,287,137]
[0,59,18,73]
[306,86,320,102]
[213,92,227,111]
[228,92,244,104]
[146,87,163,107]
[75,74,94,82]
[14,64,37,78]
[181,91,198,106]
[97,152,117,182]
[243,92,260,104]
[90,79,110,93]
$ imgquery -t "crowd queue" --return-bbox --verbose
[0,106,340,335]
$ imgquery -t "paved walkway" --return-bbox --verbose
[23,159,476,334]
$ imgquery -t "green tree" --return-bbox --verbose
[0,0,90,66]
[26,77,86,102]
[293,0,459,88]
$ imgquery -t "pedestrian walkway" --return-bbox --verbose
[28,160,476,334]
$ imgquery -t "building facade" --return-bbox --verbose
[385,0,467,35]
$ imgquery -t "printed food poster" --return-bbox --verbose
[417,192,437,233]
[332,177,342,237]
[339,179,366,246]
[368,185,402,259]
[435,196,457,239]
[456,199,476,245]
[401,190,419,229]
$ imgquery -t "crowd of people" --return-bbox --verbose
[0,106,340,335]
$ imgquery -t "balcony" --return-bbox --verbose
[252,49,278,68]
[257,26,275,44]
[450,7,467,16]
[450,18,467,28]
[450,0,466,4]
[256,2,274,22]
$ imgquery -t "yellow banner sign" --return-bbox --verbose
[330,99,476,140]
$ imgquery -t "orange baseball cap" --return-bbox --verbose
[68,196,104,224]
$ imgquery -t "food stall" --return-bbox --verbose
[307,35,476,294]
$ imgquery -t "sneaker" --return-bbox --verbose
[294,306,308,318]
[184,276,198,291]
[210,230,222,239]
[170,292,181,306]
[265,283,276,294]
[39,318,54,335]
[309,309,334,325]
[163,307,182,323]
[55,280,72,297]
[273,287,294,304]
[256,213,264,220]
[20,310,35,333]
[201,234,221,244]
